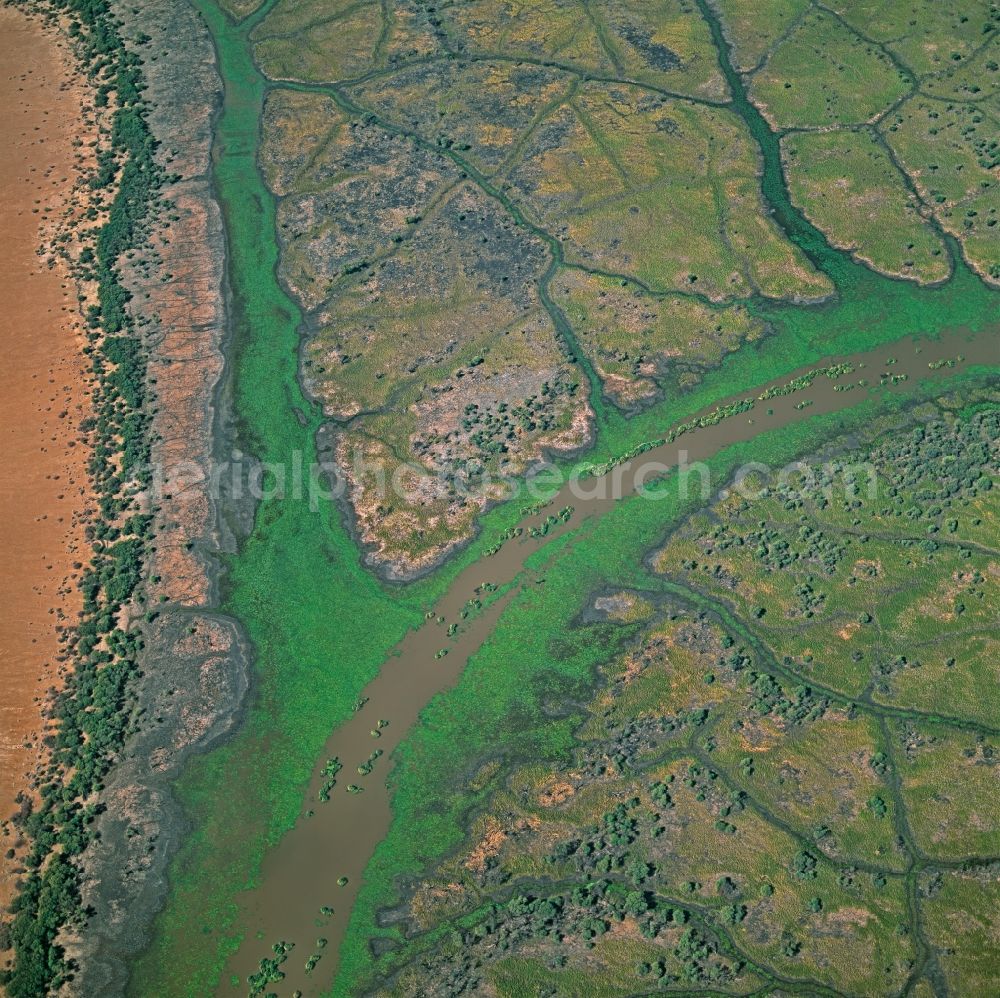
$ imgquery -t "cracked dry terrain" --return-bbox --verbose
[253,0,998,576]
[365,401,1000,997]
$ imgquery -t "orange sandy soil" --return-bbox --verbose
[0,6,93,909]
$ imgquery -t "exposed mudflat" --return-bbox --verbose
[0,4,92,908]
[69,1,252,993]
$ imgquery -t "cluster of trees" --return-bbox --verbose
[247,940,292,997]
[694,518,850,576]
[458,372,581,461]
[747,671,828,724]
[1,0,166,993]
[403,878,747,994]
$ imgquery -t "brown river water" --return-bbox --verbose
[0,6,91,909]
[226,324,997,995]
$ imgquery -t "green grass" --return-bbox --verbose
[829,0,999,79]
[921,870,1000,993]
[551,268,764,406]
[653,406,1000,721]
[711,708,906,868]
[505,85,829,301]
[747,7,911,129]
[251,0,382,82]
[782,129,948,284]
[880,95,1000,284]
[710,0,806,73]
[896,721,1000,860]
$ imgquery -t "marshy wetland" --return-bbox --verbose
[222,328,998,996]
[1,0,997,996]
[133,0,998,993]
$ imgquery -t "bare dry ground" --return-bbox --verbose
[0,5,93,912]
[67,2,252,993]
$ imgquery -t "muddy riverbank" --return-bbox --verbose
[0,4,92,911]
[69,0,253,993]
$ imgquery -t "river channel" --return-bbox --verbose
[224,323,997,995]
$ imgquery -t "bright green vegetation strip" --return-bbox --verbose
[134,0,999,995]
[129,7,438,990]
